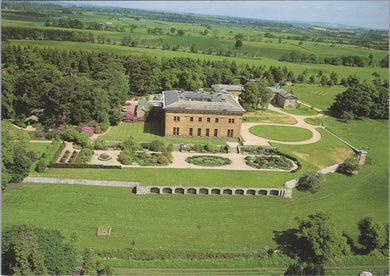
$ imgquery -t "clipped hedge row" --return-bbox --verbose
[49,163,121,169]
[95,248,271,261]
[50,142,66,164]
[278,152,302,173]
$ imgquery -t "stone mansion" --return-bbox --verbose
[163,90,245,138]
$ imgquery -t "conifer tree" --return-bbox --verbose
[13,224,47,275]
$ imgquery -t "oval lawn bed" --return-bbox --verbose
[249,125,313,142]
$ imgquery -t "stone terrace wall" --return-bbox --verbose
[136,185,292,198]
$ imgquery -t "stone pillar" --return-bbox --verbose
[136,185,149,195]
[358,150,368,165]
[283,189,292,198]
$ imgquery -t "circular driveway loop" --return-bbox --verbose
[241,104,324,146]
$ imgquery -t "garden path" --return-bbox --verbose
[84,147,297,171]
[240,104,325,146]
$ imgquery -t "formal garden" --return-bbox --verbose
[185,156,232,167]
[244,155,293,170]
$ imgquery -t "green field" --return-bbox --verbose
[287,84,347,111]
[98,121,230,145]
[250,125,313,142]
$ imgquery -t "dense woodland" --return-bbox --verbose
[2,44,388,130]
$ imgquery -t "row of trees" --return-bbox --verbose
[2,26,95,43]
[44,18,126,32]
[280,51,387,67]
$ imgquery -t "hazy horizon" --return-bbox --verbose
[65,1,389,30]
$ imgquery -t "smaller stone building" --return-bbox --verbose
[268,87,297,109]
[163,90,245,138]
[211,84,244,102]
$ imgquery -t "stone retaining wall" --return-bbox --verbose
[136,185,292,198]
[23,177,139,188]
[283,162,343,188]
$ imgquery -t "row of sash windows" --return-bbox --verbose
[173,127,233,137]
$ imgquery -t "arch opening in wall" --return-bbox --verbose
[150,187,160,194]
[235,189,244,195]
[175,188,184,194]
[246,190,255,195]
[163,187,172,194]
[199,188,209,194]
[211,189,220,195]
[270,190,279,196]
[187,188,197,194]
[258,190,267,195]
[223,189,232,195]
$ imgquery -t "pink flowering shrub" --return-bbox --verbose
[80,126,94,137]
[123,111,136,123]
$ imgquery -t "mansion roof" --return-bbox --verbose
[211,84,245,93]
[163,90,245,113]
[268,87,297,99]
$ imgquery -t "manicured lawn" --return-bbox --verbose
[281,103,318,116]
[243,109,297,124]
[273,128,354,169]
[98,121,163,142]
[249,125,313,142]
[98,121,230,145]
[28,142,51,174]
[29,167,294,188]
[28,142,50,153]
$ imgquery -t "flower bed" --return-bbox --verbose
[118,151,170,166]
[185,155,232,167]
[182,144,229,153]
[98,153,112,161]
[240,146,278,155]
[244,155,293,170]
[60,150,71,163]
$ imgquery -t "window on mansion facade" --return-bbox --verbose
[189,128,193,136]
[215,118,219,123]
[197,128,201,136]
[207,117,210,123]
[206,128,210,136]
[227,129,233,137]
[174,116,180,122]
[173,127,180,135]
[190,117,194,122]
[228,118,235,123]
[198,117,202,122]
[214,129,218,137]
